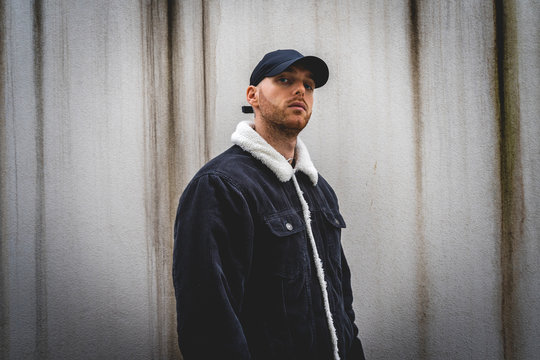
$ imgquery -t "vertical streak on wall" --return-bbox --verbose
[0,0,8,357]
[167,0,178,249]
[201,0,210,162]
[32,0,48,358]
[165,1,182,358]
[141,1,161,358]
[494,0,524,359]
[140,6,153,352]
[409,1,428,358]
[141,0,180,358]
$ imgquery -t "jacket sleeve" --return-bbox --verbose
[341,248,367,360]
[172,173,254,359]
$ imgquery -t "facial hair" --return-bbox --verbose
[258,89,311,138]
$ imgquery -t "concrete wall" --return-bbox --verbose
[1,1,538,359]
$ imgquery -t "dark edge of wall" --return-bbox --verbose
[0,0,10,357]
[33,1,48,358]
[408,1,428,359]
[494,0,524,359]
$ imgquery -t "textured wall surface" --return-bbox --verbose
[1,1,539,359]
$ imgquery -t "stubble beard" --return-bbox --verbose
[258,90,311,139]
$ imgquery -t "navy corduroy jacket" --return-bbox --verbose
[173,124,365,360]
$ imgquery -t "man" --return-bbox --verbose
[173,49,366,360]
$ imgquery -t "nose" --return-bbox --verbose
[294,82,305,96]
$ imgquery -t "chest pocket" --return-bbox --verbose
[264,210,307,279]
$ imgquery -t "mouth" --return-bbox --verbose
[288,101,307,111]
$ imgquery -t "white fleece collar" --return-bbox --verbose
[231,121,319,185]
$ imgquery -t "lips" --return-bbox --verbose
[288,101,306,111]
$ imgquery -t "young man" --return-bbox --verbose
[173,49,366,360]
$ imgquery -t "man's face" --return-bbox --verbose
[252,65,315,135]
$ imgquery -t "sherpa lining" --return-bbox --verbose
[231,121,319,185]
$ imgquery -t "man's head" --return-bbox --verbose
[245,49,329,136]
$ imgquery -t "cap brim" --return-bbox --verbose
[265,55,329,88]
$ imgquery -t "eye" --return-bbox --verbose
[278,77,289,84]
[304,82,314,91]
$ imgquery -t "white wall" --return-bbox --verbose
[1,1,538,359]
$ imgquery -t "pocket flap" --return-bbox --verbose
[264,210,306,237]
[322,209,346,229]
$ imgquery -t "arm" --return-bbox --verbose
[172,174,254,359]
[341,249,366,360]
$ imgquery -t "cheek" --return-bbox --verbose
[261,89,280,106]
[306,96,314,109]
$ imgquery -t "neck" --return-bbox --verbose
[253,119,297,161]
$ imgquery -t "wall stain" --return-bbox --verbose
[201,0,210,162]
[166,2,183,359]
[167,0,178,232]
[0,0,10,357]
[140,1,160,359]
[140,0,180,359]
[494,0,524,359]
[409,1,429,359]
[33,0,49,358]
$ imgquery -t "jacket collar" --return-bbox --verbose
[231,121,319,185]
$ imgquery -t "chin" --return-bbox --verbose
[285,117,309,131]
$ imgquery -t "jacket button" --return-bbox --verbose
[285,222,293,231]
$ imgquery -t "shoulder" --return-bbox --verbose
[200,145,253,173]
[188,145,272,191]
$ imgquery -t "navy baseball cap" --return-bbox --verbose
[242,49,329,113]
[250,49,329,88]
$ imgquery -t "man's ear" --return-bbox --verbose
[246,85,258,107]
